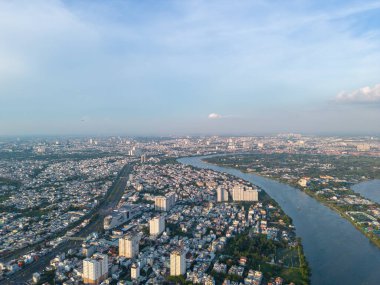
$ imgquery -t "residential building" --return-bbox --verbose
[216,187,229,202]
[170,249,186,276]
[83,253,108,285]
[119,233,140,258]
[232,185,258,202]
[131,262,140,280]
[149,215,165,236]
[155,193,175,212]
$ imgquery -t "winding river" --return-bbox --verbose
[179,156,380,285]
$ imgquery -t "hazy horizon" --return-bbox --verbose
[1,0,380,136]
[1,131,380,139]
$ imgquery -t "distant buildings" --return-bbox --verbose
[216,187,229,202]
[149,215,165,236]
[357,144,370,152]
[119,233,140,258]
[155,194,175,212]
[170,249,186,276]
[232,185,258,202]
[83,253,108,285]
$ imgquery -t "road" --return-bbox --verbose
[0,162,134,284]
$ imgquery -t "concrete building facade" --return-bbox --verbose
[170,249,186,276]
[83,253,108,285]
[119,234,140,258]
[149,215,165,236]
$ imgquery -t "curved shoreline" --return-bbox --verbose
[179,155,380,285]
[202,155,380,249]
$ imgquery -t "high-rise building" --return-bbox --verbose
[243,189,258,201]
[170,249,186,276]
[216,187,229,202]
[155,193,175,212]
[119,233,140,258]
[131,262,140,280]
[149,215,165,236]
[232,185,258,202]
[154,196,166,211]
[83,253,109,285]
[232,185,243,201]
[141,154,147,163]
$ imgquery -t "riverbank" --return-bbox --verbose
[302,186,380,248]
[179,155,380,285]
[255,176,380,249]
[253,173,380,249]
[352,180,380,204]
[180,160,311,284]
[205,154,380,248]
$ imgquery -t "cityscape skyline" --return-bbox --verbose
[1,135,380,284]
[1,0,380,278]
[1,0,380,135]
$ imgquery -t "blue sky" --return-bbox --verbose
[0,0,380,136]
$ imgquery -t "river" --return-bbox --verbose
[352,179,380,204]
[178,156,380,285]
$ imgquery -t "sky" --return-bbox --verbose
[0,0,380,136]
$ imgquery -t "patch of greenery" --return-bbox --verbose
[166,223,191,237]
[223,231,310,285]
[205,153,380,180]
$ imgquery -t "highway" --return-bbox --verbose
[0,162,135,284]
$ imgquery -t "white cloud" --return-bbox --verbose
[208,113,223,119]
[336,84,380,103]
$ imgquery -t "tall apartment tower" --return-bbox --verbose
[149,216,165,236]
[119,234,140,258]
[216,188,229,202]
[232,185,258,202]
[83,253,109,285]
[131,262,140,280]
[232,185,243,201]
[155,193,175,212]
[243,189,259,201]
[170,249,186,276]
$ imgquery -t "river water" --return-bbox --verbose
[352,179,380,204]
[178,156,380,285]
